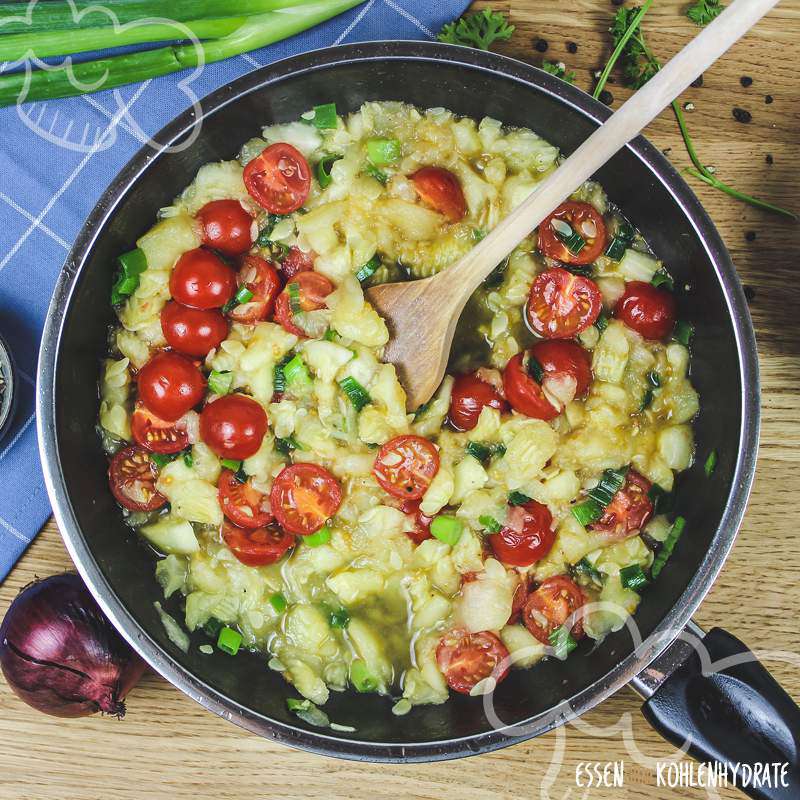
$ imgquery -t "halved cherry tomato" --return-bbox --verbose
[222,519,294,567]
[537,201,607,265]
[197,199,254,257]
[218,469,273,529]
[161,301,228,357]
[131,402,188,455]
[274,271,334,337]
[614,281,677,340]
[590,470,654,540]
[489,501,556,567]
[531,340,593,398]
[373,435,440,500]
[502,353,558,421]
[279,246,315,280]
[227,255,281,325]
[448,371,509,432]
[436,630,510,694]
[169,248,236,310]
[137,352,205,422]
[108,446,167,512]
[243,143,311,215]
[507,578,530,625]
[199,394,267,461]
[522,575,586,645]
[270,463,342,536]
[410,166,467,223]
[400,499,433,545]
[526,267,602,339]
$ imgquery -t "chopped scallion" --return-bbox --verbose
[479,515,502,534]
[305,525,332,548]
[413,400,432,420]
[364,162,389,185]
[284,354,312,388]
[208,370,233,396]
[315,154,342,189]
[571,498,603,526]
[149,452,175,469]
[110,247,147,305]
[430,515,463,546]
[595,311,610,333]
[573,558,603,586]
[508,491,532,506]
[311,102,338,130]
[651,516,686,578]
[588,467,628,507]
[217,626,242,656]
[651,270,675,291]
[548,624,578,660]
[640,388,654,412]
[220,458,242,472]
[466,441,491,462]
[673,320,694,347]
[275,435,305,455]
[273,354,292,395]
[366,137,401,166]
[349,659,378,693]
[472,228,487,242]
[256,214,284,246]
[222,285,253,314]
[329,606,350,628]
[355,254,381,283]
[339,376,371,411]
[620,563,650,592]
[286,697,330,728]
[648,483,674,515]
[604,236,628,261]
[648,370,661,388]
[269,592,288,614]
[527,354,545,384]
[182,450,194,468]
[287,281,302,314]
[704,449,718,477]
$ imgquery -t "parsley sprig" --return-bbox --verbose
[594,5,796,220]
[687,0,726,26]
[437,9,514,51]
[542,60,576,84]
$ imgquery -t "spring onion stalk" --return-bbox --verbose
[430,515,463,546]
[287,281,302,313]
[548,625,578,660]
[275,434,304,454]
[685,168,797,220]
[479,515,502,534]
[273,355,291,394]
[508,491,531,506]
[639,388,654,412]
[315,154,341,189]
[269,592,287,613]
[304,525,331,547]
[287,697,329,727]
[619,563,649,592]
[363,162,388,185]
[466,441,491,462]
[651,270,674,291]
[338,376,371,411]
[355,254,381,283]
[0,0,366,107]
[366,138,401,166]
[283,354,311,388]
[217,626,242,655]
[572,467,628,526]
[309,102,337,129]
[328,606,349,628]
[571,498,603,527]
[208,370,233,396]
[573,558,603,586]
[110,247,147,305]
[349,659,378,692]
[651,516,686,578]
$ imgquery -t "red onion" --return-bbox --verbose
[0,574,145,718]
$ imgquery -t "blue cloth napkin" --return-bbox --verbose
[0,0,471,580]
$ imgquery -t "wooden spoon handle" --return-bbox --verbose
[443,0,781,296]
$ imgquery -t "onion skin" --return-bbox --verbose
[0,574,145,718]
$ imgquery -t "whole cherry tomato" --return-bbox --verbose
[614,281,677,340]
[448,371,508,432]
[197,199,254,257]
[137,352,205,422]
[160,301,228,357]
[199,394,268,460]
[169,248,236,310]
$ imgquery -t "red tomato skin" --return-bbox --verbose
[227,255,282,325]
[197,199,254,257]
[169,248,236,310]
[400,499,433,545]
[530,340,593,398]
[436,630,510,694]
[523,575,586,645]
[274,271,334,337]
[131,403,189,455]
[448,372,509,432]
[502,353,559,421]
[160,301,228,357]
[217,469,273,529]
[137,352,206,422]
[537,201,608,265]
[410,166,467,223]
[243,143,311,215]
[373,435,440,500]
[614,281,677,340]
[279,246,315,280]
[222,520,294,567]
[526,267,602,339]
[108,446,167,512]
[199,394,268,460]
[489,501,556,567]
[270,463,343,536]
[590,469,654,540]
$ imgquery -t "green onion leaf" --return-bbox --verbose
[286,697,330,728]
[604,236,628,261]
[479,515,502,534]
[527,354,545,384]
[588,467,628,507]
[256,214,285,246]
[648,371,661,388]
[355,254,381,283]
[202,616,224,639]
[472,228,487,242]
[508,491,532,506]
[366,138,401,166]
[316,154,342,189]
[208,370,233,396]
[648,483,674,515]
[220,458,242,472]
[639,388,654,412]
[305,525,332,548]
[222,285,253,314]
[552,221,586,255]
[349,659,378,693]
[364,162,389,185]
[573,558,603,587]
[149,452,175,469]
[548,625,578,660]
[571,498,604,526]
[704,449,718,477]
[673,320,694,347]
[284,354,312,389]
[620,563,650,592]
[651,270,675,291]
[430,515,463,546]
[275,435,305,455]
[323,328,339,342]
[110,248,147,305]
[311,102,338,130]
[413,400,432,420]
[269,592,288,614]
[466,441,491,462]
[651,516,686,578]
[329,606,350,629]
[595,311,610,333]
[217,626,242,656]
[182,450,194,468]
[339,376,371,411]
[287,281,302,314]
[273,354,292,395]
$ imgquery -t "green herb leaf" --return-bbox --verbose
[182,449,193,468]
[548,624,578,660]
[686,0,725,26]
[479,515,502,534]
[651,516,686,578]
[437,8,514,51]
[542,60,576,84]
[329,606,350,628]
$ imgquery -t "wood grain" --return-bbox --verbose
[2,2,799,798]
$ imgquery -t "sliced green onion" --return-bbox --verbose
[565,263,594,278]
[673,320,694,347]
[508,491,532,506]
[639,388,654,412]
[651,516,686,578]
[220,458,243,472]
[269,592,287,614]
[479,515,502,534]
[571,498,603,526]
[316,154,342,189]
[182,450,194,468]
[651,270,675,291]
[465,441,504,464]
[323,328,339,342]
[648,371,661,388]
[604,236,628,261]
[256,213,285,246]
[208,370,233,396]
[329,606,350,628]
[202,616,224,638]
[364,162,389,185]
[548,624,578,660]
[217,626,242,656]
[110,248,147,305]
[413,400,432,420]
[311,102,338,130]
[595,311,610,333]
[273,354,292,394]
[349,659,378,693]
[573,558,603,586]
[355,254,381,283]
[588,467,628,507]
[305,525,332,547]
[275,435,305,455]
[366,138,401,166]
[430,515,463,546]
[527,354,545,384]
[149,452,175,469]
[222,285,253,314]
[286,697,330,728]
[339,376,371,411]
[472,228,487,242]
[648,483,674,515]
[284,354,312,388]
[552,222,586,255]
[704,450,718,477]
[620,563,650,592]
[287,281,302,314]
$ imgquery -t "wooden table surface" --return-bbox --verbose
[2,2,799,798]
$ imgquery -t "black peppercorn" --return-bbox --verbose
[534,38,548,53]
[599,90,614,106]
[690,74,703,88]
[567,41,578,54]
[732,107,752,123]
[745,231,756,242]
[743,285,756,302]
[740,76,753,87]
[766,154,774,165]
[765,95,774,104]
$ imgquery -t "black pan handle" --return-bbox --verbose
[631,622,800,799]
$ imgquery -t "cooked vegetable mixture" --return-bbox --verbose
[99,101,698,711]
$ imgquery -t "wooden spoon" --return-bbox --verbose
[367,0,780,411]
